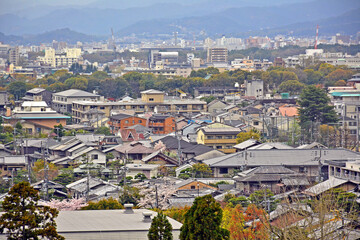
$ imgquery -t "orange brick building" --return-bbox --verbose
[108,114,147,134]
[148,115,175,135]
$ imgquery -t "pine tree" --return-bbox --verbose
[0,181,64,240]
[180,195,229,240]
[298,85,338,127]
[148,212,173,240]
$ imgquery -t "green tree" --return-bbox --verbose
[180,195,229,240]
[278,80,305,95]
[297,85,338,127]
[94,126,111,135]
[200,95,216,104]
[249,189,278,212]
[82,197,124,210]
[236,130,261,144]
[0,182,64,240]
[148,212,173,240]
[7,81,27,100]
[119,186,142,205]
[191,163,212,178]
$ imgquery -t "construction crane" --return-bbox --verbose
[314,24,319,49]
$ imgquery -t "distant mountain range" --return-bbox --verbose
[0,29,102,45]
[0,0,359,44]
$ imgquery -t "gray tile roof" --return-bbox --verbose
[203,149,360,168]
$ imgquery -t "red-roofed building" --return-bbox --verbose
[279,105,298,117]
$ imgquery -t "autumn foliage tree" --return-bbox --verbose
[32,159,59,181]
[236,130,261,144]
[0,182,64,240]
[221,204,269,240]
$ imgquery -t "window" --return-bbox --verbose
[216,136,222,139]
[219,168,228,174]
[149,98,154,101]
[253,121,259,126]
[207,136,214,139]
[191,186,196,190]
[216,146,223,149]
[125,120,129,123]
[56,119,60,123]
[92,154,98,160]
[299,167,306,173]
[100,106,105,110]
[139,120,142,123]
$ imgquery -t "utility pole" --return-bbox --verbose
[155,185,159,208]
[356,106,359,152]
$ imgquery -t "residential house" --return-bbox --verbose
[3,101,70,135]
[175,179,218,192]
[104,142,154,161]
[23,88,52,106]
[208,100,227,114]
[0,155,27,177]
[66,177,119,200]
[52,89,100,114]
[108,114,147,134]
[126,163,160,179]
[196,124,241,153]
[234,166,309,194]
[327,159,360,184]
[148,115,175,134]
[203,148,360,179]
[140,150,179,166]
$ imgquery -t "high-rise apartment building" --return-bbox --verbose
[207,47,228,63]
[38,48,82,68]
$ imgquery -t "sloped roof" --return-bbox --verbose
[303,178,352,196]
[141,150,179,166]
[234,139,261,150]
[152,136,193,150]
[140,89,164,94]
[54,89,99,97]
[182,144,213,156]
[114,142,154,154]
[109,113,134,120]
[203,149,360,168]
[249,142,294,150]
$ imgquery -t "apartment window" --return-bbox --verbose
[216,146,223,149]
[139,120,142,123]
[219,168,228,174]
[216,136,222,139]
[149,98,154,101]
[100,107,105,110]
[125,120,129,123]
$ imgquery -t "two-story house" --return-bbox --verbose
[196,123,241,153]
[52,89,100,114]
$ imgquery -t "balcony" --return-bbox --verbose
[204,139,237,144]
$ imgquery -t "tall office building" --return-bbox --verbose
[207,47,228,63]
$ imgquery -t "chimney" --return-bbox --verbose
[124,203,134,214]
[143,212,152,222]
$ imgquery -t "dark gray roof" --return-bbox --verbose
[54,89,99,97]
[109,113,134,120]
[152,136,193,150]
[149,114,171,120]
[203,149,360,168]
[182,144,213,156]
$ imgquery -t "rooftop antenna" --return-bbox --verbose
[314,24,319,49]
